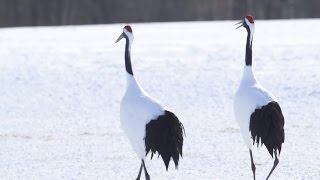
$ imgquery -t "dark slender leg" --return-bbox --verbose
[266,150,279,180]
[135,162,143,180]
[249,150,256,180]
[142,160,150,180]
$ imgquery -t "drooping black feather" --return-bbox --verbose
[250,101,285,157]
[145,110,185,170]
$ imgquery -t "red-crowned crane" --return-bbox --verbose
[233,15,285,180]
[115,25,185,180]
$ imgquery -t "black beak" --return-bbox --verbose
[235,20,244,29]
[115,33,124,43]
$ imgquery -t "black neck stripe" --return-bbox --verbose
[124,36,133,75]
[245,26,253,66]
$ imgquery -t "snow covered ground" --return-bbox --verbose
[0,19,319,179]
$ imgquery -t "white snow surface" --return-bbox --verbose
[0,19,319,179]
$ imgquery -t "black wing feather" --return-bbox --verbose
[145,110,185,170]
[250,101,285,157]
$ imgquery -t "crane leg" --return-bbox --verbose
[135,161,143,180]
[250,150,256,180]
[142,160,150,180]
[266,150,279,180]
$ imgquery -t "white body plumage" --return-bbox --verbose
[120,74,167,159]
[234,66,277,148]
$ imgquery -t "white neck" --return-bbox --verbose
[245,18,255,46]
[249,29,254,47]
[241,65,257,85]
[124,30,134,50]
[126,73,144,94]
[127,36,133,52]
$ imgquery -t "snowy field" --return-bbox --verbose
[0,19,319,179]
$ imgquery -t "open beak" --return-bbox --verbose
[115,33,124,43]
[235,20,244,29]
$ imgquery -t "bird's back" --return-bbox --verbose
[234,81,276,120]
[120,80,166,159]
[234,81,278,147]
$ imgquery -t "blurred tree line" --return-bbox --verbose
[0,0,319,27]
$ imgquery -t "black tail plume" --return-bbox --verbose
[145,110,185,170]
